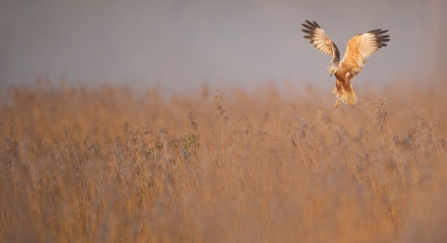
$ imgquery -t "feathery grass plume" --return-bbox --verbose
[284,115,309,149]
[238,116,253,140]
[113,136,129,175]
[316,102,332,128]
[186,111,198,134]
[182,112,200,156]
[363,95,388,132]
[407,130,419,163]
[260,111,275,131]
[18,132,40,186]
[296,117,308,138]
[408,116,446,160]
[212,90,229,165]
[224,116,233,132]
[416,120,434,157]
[283,121,292,139]
[389,128,401,145]
[214,105,226,120]
[429,119,446,157]
[315,104,350,145]
[363,96,406,187]
[212,89,223,105]
[315,102,354,166]
[140,123,154,159]
[331,123,350,144]
[83,136,100,157]
[142,122,152,135]
[288,104,309,141]
[363,129,374,154]
[316,104,334,138]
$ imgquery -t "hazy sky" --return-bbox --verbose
[1,0,446,91]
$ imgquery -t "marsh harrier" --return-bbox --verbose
[302,20,390,109]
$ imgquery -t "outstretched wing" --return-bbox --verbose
[341,29,390,75]
[302,20,340,63]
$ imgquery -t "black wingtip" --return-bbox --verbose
[302,20,323,34]
[302,29,312,34]
[368,29,389,35]
[304,20,320,29]
[302,23,312,30]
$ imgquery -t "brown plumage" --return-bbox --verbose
[302,20,390,109]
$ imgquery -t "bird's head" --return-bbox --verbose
[327,62,338,77]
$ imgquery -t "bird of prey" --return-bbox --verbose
[302,20,390,109]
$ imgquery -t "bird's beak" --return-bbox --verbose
[330,74,332,77]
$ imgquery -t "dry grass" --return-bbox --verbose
[1,79,447,242]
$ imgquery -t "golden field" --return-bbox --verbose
[1,79,447,242]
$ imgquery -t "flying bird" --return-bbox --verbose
[302,20,390,109]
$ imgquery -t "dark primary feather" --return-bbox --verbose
[302,20,340,62]
[368,29,390,48]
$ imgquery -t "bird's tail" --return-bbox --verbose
[332,82,357,106]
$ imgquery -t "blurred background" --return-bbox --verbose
[1,0,446,92]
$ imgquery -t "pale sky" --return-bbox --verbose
[0,0,446,92]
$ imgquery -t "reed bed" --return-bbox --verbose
[0,80,446,242]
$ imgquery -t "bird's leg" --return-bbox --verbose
[348,93,354,107]
[334,99,339,109]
